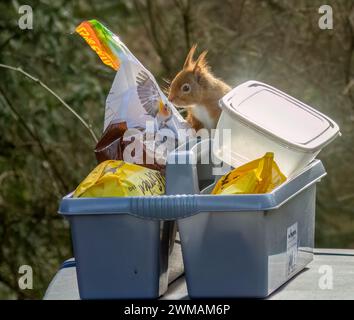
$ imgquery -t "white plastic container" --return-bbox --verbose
[214,81,340,176]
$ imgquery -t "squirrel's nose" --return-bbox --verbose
[168,94,175,102]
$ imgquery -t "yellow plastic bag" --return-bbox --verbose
[73,160,165,198]
[211,153,286,195]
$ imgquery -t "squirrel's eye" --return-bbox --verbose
[181,83,191,93]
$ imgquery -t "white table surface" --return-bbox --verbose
[44,247,354,300]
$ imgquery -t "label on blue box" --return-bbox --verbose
[286,222,298,276]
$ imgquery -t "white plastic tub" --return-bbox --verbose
[214,81,340,176]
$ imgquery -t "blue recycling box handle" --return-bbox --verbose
[59,194,276,220]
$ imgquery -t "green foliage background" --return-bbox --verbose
[0,0,353,299]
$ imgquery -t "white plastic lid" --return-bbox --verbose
[218,81,340,152]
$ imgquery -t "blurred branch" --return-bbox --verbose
[343,79,354,95]
[173,0,192,50]
[346,5,354,82]
[0,63,98,143]
[344,5,354,106]
[0,33,18,50]
[146,0,172,72]
[133,0,175,74]
[224,0,246,34]
[133,0,168,72]
[266,0,287,13]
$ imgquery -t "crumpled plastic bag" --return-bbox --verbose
[93,121,168,174]
[73,160,165,198]
[76,20,193,170]
[211,153,286,195]
[75,19,191,136]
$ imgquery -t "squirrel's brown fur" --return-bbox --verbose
[168,44,231,130]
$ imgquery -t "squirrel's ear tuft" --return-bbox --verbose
[183,44,197,69]
[193,50,209,79]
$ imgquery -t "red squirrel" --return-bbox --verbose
[168,44,231,131]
